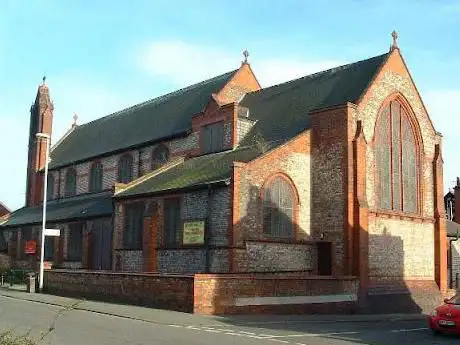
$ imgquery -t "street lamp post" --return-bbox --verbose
[36,132,50,291]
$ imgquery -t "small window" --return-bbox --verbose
[123,203,144,250]
[118,154,133,183]
[164,199,181,246]
[47,174,54,201]
[44,236,54,260]
[65,168,77,197]
[67,224,83,261]
[89,162,103,192]
[262,176,295,238]
[152,144,170,169]
[202,122,224,154]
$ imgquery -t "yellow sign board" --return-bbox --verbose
[183,220,205,245]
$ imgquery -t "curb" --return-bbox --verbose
[0,291,428,325]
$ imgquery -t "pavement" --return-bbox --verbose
[0,285,458,344]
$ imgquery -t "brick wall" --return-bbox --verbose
[114,187,230,273]
[234,242,313,272]
[236,117,255,144]
[50,135,198,199]
[193,273,358,315]
[368,216,435,280]
[0,253,10,270]
[449,238,460,289]
[44,270,194,312]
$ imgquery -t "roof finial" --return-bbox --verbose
[242,49,249,64]
[72,113,78,127]
[390,30,398,51]
[42,75,46,85]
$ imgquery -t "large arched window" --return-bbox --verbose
[375,99,418,213]
[152,144,169,170]
[89,162,103,192]
[118,154,133,183]
[65,168,77,197]
[262,176,296,238]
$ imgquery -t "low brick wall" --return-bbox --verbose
[193,273,358,315]
[0,253,10,270]
[44,270,194,312]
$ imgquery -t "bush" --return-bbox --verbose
[0,332,37,345]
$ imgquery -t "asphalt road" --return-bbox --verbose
[0,295,458,345]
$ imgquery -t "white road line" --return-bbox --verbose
[224,332,244,336]
[204,329,222,333]
[296,343,307,345]
[167,324,182,328]
[265,331,359,338]
[239,331,256,335]
[268,340,289,344]
[390,328,429,333]
[186,326,201,330]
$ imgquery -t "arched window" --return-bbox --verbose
[118,154,133,183]
[262,176,296,238]
[47,174,54,201]
[89,162,103,192]
[65,168,77,197]
[375,99,418,213]
[152,144,169,170]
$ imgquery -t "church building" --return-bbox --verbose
[1,33,448,310]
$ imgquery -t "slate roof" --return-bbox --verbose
[116,145,265,198]
[49,70,237,169]
[239,53,389,146]
[0,192,113,229]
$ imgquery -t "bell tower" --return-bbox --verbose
[25,77,54,207]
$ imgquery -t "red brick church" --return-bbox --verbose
[0,33,448,313]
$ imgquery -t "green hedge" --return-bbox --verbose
[0,269,35,285]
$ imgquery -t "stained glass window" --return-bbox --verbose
[89,162,103,192]
[65,168,77,197]
[118,154,133,184]
[375,100,418,213]
[262,176,295,238]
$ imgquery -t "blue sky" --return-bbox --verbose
[1,0,459,211]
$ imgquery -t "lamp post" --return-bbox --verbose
[36,132,50,291]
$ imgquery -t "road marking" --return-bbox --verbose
[224,332,244,336]
[167,324,182,328]
[268,340,289,344]
[204,329,221,333]
[186,326,201,330]
[239,331,256,335]
[265,331,359,338]
[390,328,429,333]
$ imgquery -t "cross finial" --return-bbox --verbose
[391,30,398,50]
[72,113,78,127]
[42,75,46,85]
[242,49,249,64]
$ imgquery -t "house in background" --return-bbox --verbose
[0,33,449,312]
[0,202,9,218]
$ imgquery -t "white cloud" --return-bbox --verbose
[424,89,460,190]
[138,40,343,88]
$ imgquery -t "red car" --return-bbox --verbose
[429,293,460,335]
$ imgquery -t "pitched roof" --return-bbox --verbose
[0,192,113,229]
[115,146,263,198]
[239,53,389,146]
[49,70,237,169]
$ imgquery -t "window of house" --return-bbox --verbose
[44,236,54,260]
[164,199,181,246]
[65,168,77,197]
[375,99,418,213]
[118,154,134,183]
[47,174,54,201]
[21,227,34,260]
[67,223,83,261]
[89,162,103,192]
[262,176,295,238]
[152,144,170,170]
[123,203,144,250]
[202,122,224,154]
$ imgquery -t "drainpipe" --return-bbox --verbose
[204,184,212,273]
[137,149,142,177]
[448,229,460,289]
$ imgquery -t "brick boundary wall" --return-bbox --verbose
[43,270,194,312]
[193,273,359,315]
